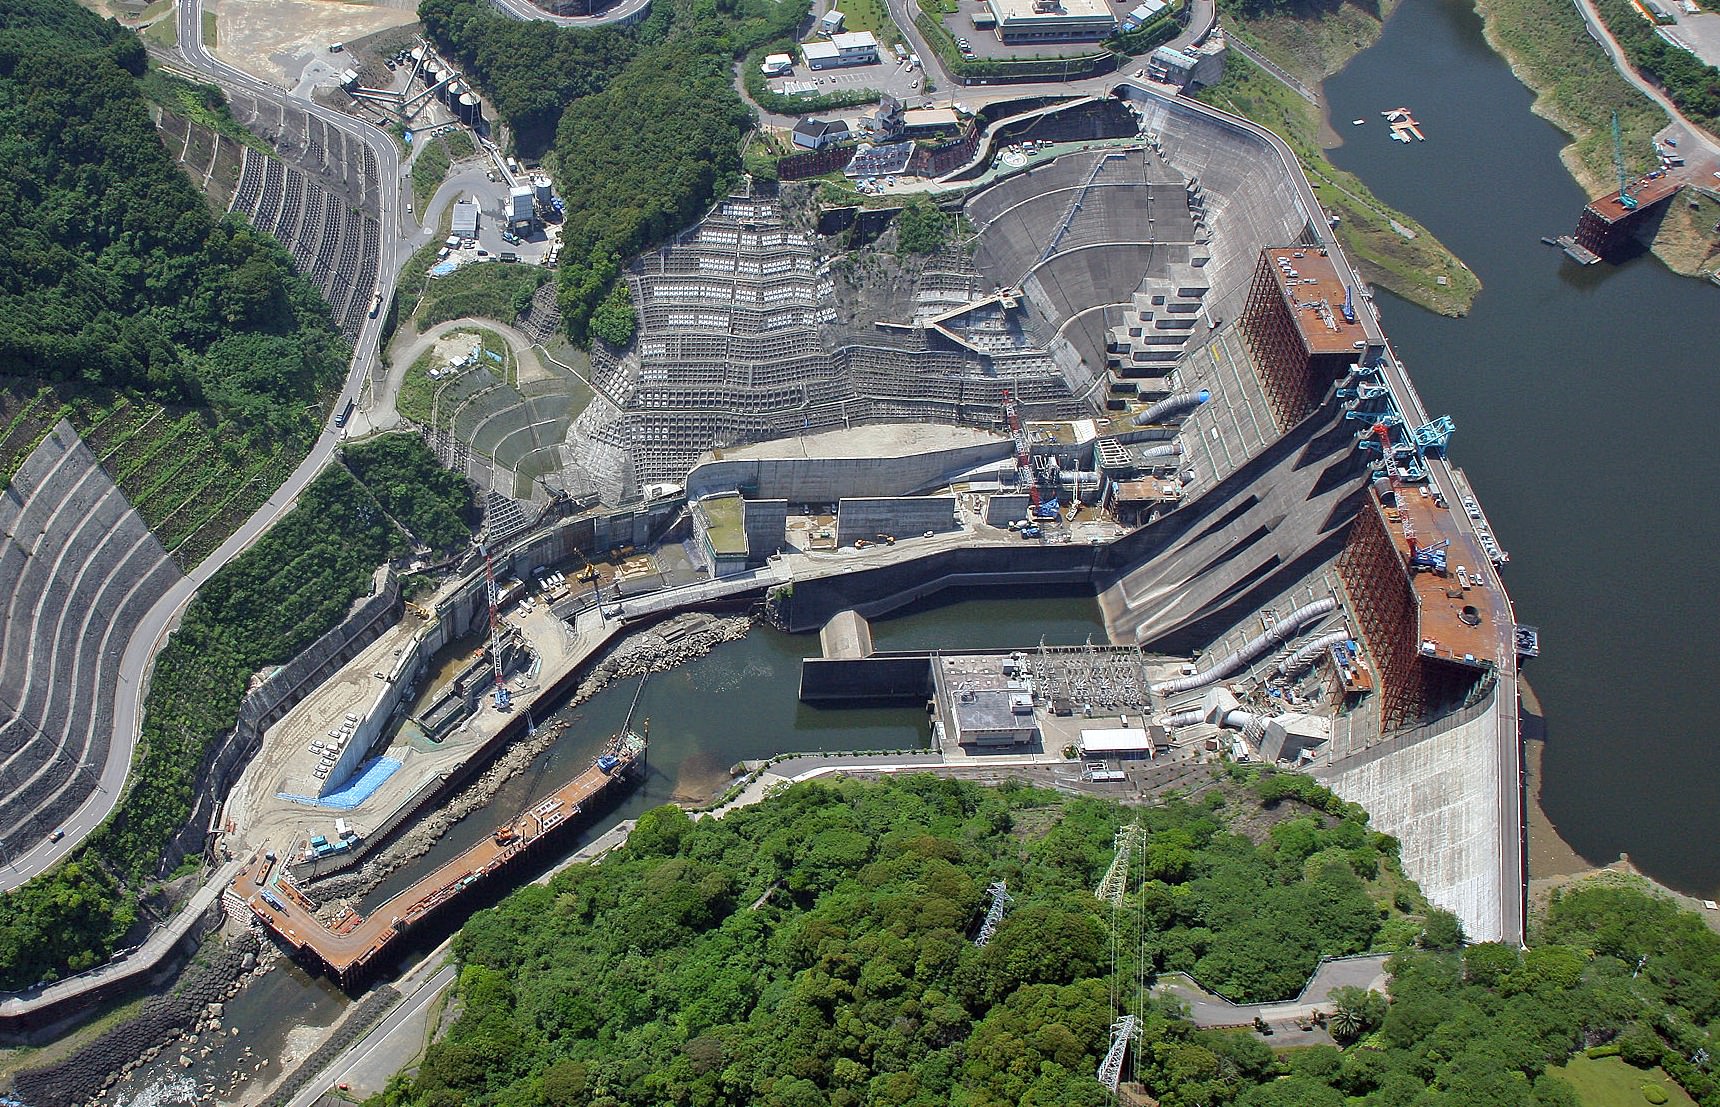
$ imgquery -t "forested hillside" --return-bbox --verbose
[0,436,474,988]
[365,775,1720,1107]
[367,771,1439,1107]
[419,0,799,343]
[0,0,344,450]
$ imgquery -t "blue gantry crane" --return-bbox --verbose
[1613,111,1639,211]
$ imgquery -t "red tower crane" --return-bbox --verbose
[478,542,512,711]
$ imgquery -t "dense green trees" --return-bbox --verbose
[367,772,1414,1107]
[362,774,1720,1107]
[417,0,806,343]
[342,434,478,552]
[0,0,344,452]
[1596,0,1720,125]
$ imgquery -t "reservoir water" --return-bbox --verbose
[1322,0,1720,893]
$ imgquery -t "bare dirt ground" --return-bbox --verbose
[208,0,417,86]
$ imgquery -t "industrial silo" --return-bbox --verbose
[459,92,481,126]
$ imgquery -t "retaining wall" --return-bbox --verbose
[163,570,403,874]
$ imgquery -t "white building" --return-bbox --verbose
[451,199,478,239]
[803,30,879,68]
[507,186,534,225]
[791,117,852,150]
[760,52,794,75]
[818,8,845,34]
[986,0,1117,43]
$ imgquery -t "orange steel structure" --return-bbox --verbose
[1239,248,1370,431]
[236,731,644,988]
[1574,174,1681,261]
[1338,486,1508,730]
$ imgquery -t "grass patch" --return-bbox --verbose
[415,262,548,331]
[1223,0,1395,86]
[1473,0,1666,195]
[0,379,302,570]
[445,130,476,160]
[1650,189,1720,279]
[138,68,269,153]
[1550,1055,1698,1107]
[200,9,215,46]
[823,0,906,46]
[140,12,176,48]
[398,327,512,426]
[411,136,453,210]
[1196,53,1480,316]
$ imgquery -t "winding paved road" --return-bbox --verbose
[0,0,409,892]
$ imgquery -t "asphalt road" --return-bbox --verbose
[284,962,459,1107]
[0,0,409,892]
[487,0,651,27]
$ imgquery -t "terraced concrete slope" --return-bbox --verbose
[0,423,184,886]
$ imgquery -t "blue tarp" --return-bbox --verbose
[429,260,459,277]
[277,756,402,810]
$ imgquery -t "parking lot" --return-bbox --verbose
[770,53,927,101]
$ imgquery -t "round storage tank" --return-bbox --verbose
[444,80,463,102]
[459,93,480,124]
[423,64,442,90]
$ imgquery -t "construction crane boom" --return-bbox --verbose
[479,542,511,711]
[1613,111,1639,211]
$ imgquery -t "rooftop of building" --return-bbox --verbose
[697,492,747,556]
[1257,247,1369,356]
[793,117,851,139]
[940,655,1035,734]
[708,423,1008,463]
[1584,173,1683,224]
[830,30,878,48]
[988,0,1113,21]
[1366,484,1514,670]
[1114,478,1181,502]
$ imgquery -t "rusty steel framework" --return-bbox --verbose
[1239,252,1323,432]
[1338,505,1483,730]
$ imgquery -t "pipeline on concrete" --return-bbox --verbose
[1276,631,1352,679]
[1137,442,1182,460]
[1132,390,1211,426]
[1151,597,1338,696]
[1162,707,1260,731]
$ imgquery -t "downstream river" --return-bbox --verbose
[1323,0,1720,893]
[107,593,1105,1106]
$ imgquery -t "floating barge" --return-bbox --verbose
[235,724,647,988]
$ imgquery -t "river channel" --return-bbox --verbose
[107,592,1105,1106]
[1322,0,1720,893]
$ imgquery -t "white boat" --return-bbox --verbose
[1352,118,1365,125]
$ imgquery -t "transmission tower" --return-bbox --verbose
[974,880,1011,947]
[1096,824,1147,904]
[1098,1014,1140,1093]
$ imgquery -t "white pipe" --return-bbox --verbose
[1151,597,1338,696]
[1276,631,1352,679]
[1138,442,1182,460]
[1162,708,1260,731]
